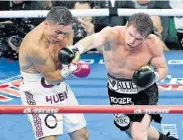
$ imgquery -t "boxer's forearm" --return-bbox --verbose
[46,70,64,83]
[97,46,103,54]
[76,33,105,54]
[75,35,96,53]
[156,67,168,81]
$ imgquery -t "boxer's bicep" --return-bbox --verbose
[93,26,116,47]
[92,29,109,47]
[151,41,167,68]
[30,48,63,83]
[150,42,168,80]
[151,53,167,70]
[76,27,110,53]
[41,58,64,83]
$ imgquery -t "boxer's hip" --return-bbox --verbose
[19,71,68,95]
[19,71,76,106]
[107,74,159,105]
[107,74,138,94]
[107,74,160,131]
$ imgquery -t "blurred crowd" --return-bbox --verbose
[0,0,183,60]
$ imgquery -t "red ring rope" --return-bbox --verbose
[0,105,182,114]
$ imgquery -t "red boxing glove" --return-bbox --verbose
[72,61,90,78]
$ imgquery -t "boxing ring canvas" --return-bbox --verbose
[0,51,183,140]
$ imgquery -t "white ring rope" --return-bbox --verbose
[0,9,183,18]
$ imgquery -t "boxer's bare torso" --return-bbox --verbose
[19,22,73,74]
[101,26,163,79]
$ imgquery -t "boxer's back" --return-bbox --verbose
[19,23,46,73]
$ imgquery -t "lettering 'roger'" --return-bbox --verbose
[110,97,133,104]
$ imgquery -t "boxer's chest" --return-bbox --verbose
[103,44,152,70]
[124,50,151,70]
[49,44,64,70]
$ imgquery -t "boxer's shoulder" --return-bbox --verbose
[103,26,124,34]
[147,34,161,43]
[147,34,164,55]
[101,26,124,42]
[25,38,49,62]
[22,32,40,49]
[100,26,111,34]
[111,25,124,30]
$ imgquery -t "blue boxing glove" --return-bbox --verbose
[58,45,81,65]
[132,65,159,88]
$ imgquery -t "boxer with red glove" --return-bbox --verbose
[58,46,90,79]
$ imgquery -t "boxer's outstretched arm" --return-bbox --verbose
[29,46,64,83]
[150,41,168,81]
[75,26,116,53]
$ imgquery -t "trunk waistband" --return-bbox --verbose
[20,71,62,88]
[20,71,43,82]
[108,74,132,81]
[107,74,138,94]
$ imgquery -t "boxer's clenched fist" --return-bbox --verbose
[58,45,81,65]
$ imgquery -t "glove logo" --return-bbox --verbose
[114,114,130,127]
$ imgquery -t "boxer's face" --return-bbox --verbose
[44,21,72,43]
[124,25,145,50]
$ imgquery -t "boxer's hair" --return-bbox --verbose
[46,6,73,25]
[127,13,153,37]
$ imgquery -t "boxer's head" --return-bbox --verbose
[124,13,153,50]
[44,6,73,43]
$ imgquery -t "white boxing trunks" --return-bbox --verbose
[19,71,86,140]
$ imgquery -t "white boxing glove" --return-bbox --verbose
[60,63,78,79]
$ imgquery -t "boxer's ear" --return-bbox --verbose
[43,20,48,29]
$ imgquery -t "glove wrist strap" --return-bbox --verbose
[154,71,160,82]
[75,44,85,54]
[60,64,78,79]
[60,67,71,79]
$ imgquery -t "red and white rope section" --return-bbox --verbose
[0,105,182,114]
[0,83,20,88]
